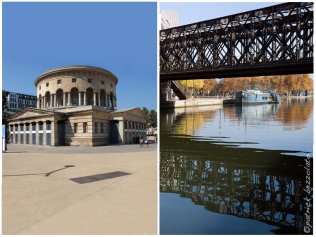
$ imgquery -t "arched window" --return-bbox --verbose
[45,91,51,108]
[100,89,106,106]
[70,88,79,106]
[56,89,64,106]
[110,92,114,108]
[86,88,93,105]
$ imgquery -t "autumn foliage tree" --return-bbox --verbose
[175,74,312,97]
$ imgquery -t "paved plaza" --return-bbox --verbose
[2,144,157,234]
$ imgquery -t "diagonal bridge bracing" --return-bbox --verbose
[160,2,313,81]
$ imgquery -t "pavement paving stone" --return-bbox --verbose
[2,144,157,235]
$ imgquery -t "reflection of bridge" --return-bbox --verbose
[160,154,310,233]
[160,2,313,81]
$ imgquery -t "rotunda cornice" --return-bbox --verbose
[34,65,118,86]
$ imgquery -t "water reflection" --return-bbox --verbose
[162,105,220,136]
[160,98,313,235]
[162,98,313,154]
[277,98,314,130]
[160,150,311,234]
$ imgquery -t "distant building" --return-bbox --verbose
[160,10,180,30]
[5,91,37,114]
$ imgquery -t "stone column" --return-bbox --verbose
[50,94,53,108]
[98,93,101,106]
[63,93,66,106]
[17,124,21,144]
[36,122,39,145]
[53,94,57,107]
[93,93,97,106]
[84,92,87,106]
[43,121,47,145]
[37,99,40,108]
[51,120,56,146]
[78,92,82,106]
[30,123,33,144]
[23,123,27,144]
[68,93,71,106]
[118,120,124,144]
[12,125,15,144]
[43,96,46,109]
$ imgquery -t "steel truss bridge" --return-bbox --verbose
[160,2,313,81]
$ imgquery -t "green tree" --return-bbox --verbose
[149,110,157,128]
[141,107,150,126]
[141,107,157,129]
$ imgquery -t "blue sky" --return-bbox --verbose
[160,2,282,26]
[3,2,157,110]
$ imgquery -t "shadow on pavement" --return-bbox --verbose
[3,165,75,177]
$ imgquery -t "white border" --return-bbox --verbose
[156,1,160,235]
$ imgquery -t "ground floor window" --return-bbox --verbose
[95,122,98,133]
[26,124,30,144]
[83,122,87,133]
[32,132,36,144]
[20,125,24,144]
[46,121,51,145]
[46,133,51,145]
[32,123,36,144]
[101,123,104,133]
[39,133,43,145]
[74,123,78,133]
[26,133,30,144]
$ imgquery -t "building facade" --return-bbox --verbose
[8,66,147,146]
[5,91,37,114]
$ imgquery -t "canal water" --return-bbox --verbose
[160,97,313,235]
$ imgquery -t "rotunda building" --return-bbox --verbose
[35,66,117,109]
[7,66,147,147]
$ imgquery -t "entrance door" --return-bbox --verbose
[57,120,66,145]
[109,121,119,144]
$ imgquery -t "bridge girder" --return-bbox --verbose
[160,2,314,81]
